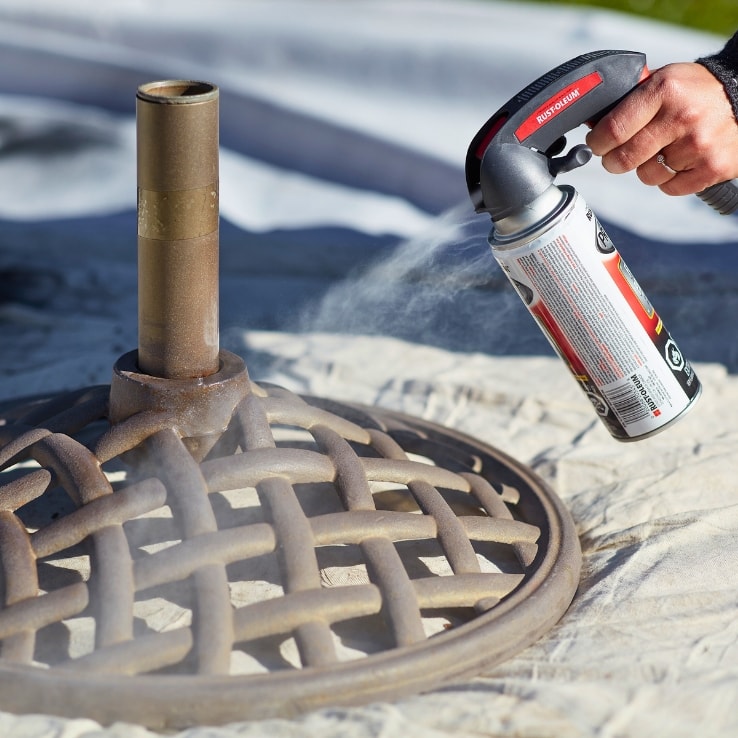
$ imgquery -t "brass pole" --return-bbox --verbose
[136,81,220,379]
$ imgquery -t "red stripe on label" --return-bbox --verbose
[515,72,603,142]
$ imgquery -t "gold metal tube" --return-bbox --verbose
[136,80,220,379]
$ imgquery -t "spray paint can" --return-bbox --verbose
[488,184,700,441]
[465,50,713,441]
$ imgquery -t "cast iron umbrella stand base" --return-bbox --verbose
[0,80,581,730]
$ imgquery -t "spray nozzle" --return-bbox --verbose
[476,142,593,221]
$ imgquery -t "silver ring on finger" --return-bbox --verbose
[656,153,678,175]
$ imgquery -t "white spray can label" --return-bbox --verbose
[490,188,700,441]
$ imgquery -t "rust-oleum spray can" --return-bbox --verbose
[488,184,699,440]
[464,50,738,440]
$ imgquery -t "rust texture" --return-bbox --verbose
[136,81,220,380]
[0,383,581,728]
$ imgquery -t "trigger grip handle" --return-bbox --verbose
[697,180,738,215]
[549,144,593,177]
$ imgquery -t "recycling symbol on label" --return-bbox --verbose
[665,339,685,372]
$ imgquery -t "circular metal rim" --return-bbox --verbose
[0,397,581,729]
[136,80,219,104]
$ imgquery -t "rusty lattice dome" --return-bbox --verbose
[0,357,580,728]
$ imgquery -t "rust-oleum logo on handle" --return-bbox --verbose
[515,72,603,141]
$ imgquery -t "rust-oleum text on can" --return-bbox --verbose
[489,186,701,441]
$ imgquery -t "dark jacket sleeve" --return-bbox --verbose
[697,32,738,120]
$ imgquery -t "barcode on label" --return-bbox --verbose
[605,380,652,425]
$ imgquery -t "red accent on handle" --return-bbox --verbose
[515,71,603,142]
[475,114,508,159]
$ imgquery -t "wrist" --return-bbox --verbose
[697,33,738,122]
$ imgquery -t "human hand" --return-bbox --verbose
[585,62,738,195]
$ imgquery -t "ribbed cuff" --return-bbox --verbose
[697,33,738,121]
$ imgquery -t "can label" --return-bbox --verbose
[491,190,700,440]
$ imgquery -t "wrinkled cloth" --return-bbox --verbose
[1,1,738,737]
[4,330,738,738]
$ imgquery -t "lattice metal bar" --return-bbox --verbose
[262,395,372,445]
[134,524,277,592]
[149,428,234,674]
[235,393,277,451]
[201,449,337,490]
[32,478,167,559]
[257,476,337,667]
[410,481,483,574]
[0,511,37,662]
[192,564,235,674]
[459,516,539,545]
[93,410,174,464]
[361,457,471,491]
[463,472,537,568]
[19,387,108,436]
[232,585,382,643]
[311,424,375,511]
[412,572,524,609]
[0,583,89,642]
[27,431,136,650]
[310,510,438,546]
[361,536,426,647]
[0,428,53,469]
[367,428,482,574]
[388,432,484,475]
[150,429,218,536]
[32,434,113,505]
[8,387,107,432]
[59,629,193,676]
[258,477,322,593]
[91,525,136,647]
[0,468,51,511]
[294,620,338,668]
